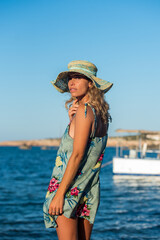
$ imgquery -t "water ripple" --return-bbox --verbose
[0,146,160,240]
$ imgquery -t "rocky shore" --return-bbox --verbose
[0,136,159,149]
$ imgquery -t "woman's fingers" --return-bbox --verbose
[48,196,64,216]
[70,103,79,109]
[58,198,64,215]
[73,99,79,105]
[48,200,55,215]
[71,99,79,108]
[69,107,78,114]
[59,207,63,215]
[69,106,79,113]
[69,106,79,119]
[49,206,60,216]
[68,100,79,121]
[49,206,54,215]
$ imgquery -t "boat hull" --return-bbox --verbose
[113,157,160,176]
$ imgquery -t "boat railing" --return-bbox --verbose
[115,129,160,160]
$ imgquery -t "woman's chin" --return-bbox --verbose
[70,92,79,97]
[70,92,86,99]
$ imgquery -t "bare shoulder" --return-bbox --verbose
[75,104,94,122]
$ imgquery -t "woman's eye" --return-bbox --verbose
[68,77,80,81]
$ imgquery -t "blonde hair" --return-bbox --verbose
[65,73,112,124]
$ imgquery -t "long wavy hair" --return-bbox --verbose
[65,72,112,125]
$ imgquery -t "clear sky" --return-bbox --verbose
[0,0,160,141]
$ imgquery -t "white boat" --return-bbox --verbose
[113,129,160,176]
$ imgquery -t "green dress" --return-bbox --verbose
[43,103,109,228]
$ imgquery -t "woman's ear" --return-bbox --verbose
[88,81,93,88]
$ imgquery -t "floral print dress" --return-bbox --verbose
[43,103,108,228]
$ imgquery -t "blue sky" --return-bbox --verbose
[0,0,160,141]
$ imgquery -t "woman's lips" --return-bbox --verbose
[70,88,77,92]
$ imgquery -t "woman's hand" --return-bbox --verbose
[68,99,79,122]
[48,192,64,216]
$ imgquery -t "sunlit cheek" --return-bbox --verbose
[81,86,89,94]
[68,81,72,89]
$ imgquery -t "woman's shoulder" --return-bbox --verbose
[75,103,95,121]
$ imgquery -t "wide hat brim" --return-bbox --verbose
[51,69,113,94]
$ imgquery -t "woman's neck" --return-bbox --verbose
[76,95,90,105]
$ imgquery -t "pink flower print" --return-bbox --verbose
[48,177,59,193]
[76,203,85,217]
[81,204,90,217]
[97,153,104,163]
[70,187,79,196]
[77,170,82,176]
[50,178,58,185]
[76,203,90,217]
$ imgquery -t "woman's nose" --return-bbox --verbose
[69,78,75,86]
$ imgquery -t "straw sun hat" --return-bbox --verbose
[51,60,113,93]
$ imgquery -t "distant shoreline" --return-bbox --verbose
[0,137,159,149]
[0,138,61,147]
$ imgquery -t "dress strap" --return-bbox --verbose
[84,103,97,138]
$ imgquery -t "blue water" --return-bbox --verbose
[0,146,160,240]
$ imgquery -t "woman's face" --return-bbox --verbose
[68,75,92,98]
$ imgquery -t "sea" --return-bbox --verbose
[0,146,160,240]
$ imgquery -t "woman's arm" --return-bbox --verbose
[68,99,79,122]
[48,104,94,216]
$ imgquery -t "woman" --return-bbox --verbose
[43,60,113,240]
